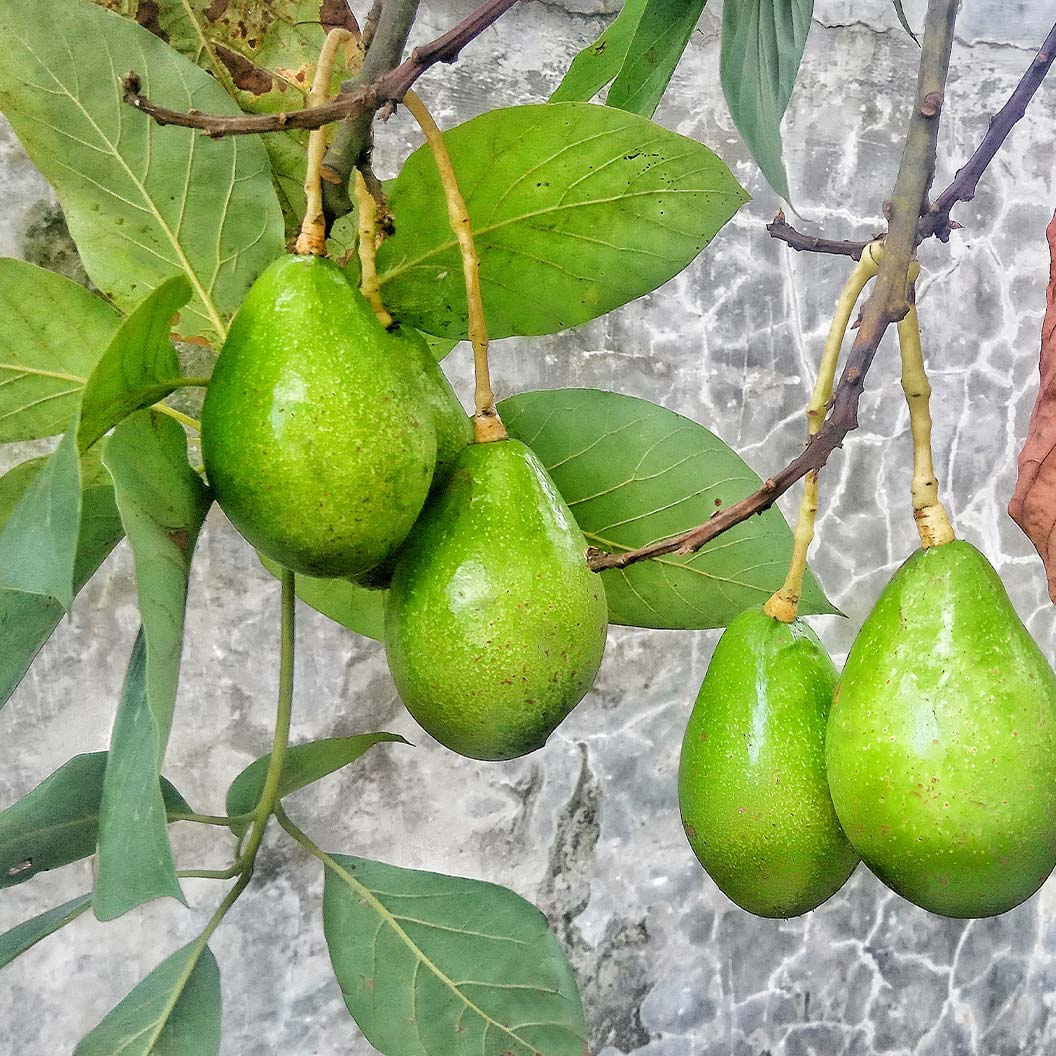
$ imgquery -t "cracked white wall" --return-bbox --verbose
[1,2,1054,1054]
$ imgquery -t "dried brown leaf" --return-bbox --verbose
[1009,210,1056,601]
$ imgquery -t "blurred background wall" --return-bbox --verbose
[2,1,1055,1053]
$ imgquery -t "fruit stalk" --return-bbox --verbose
[295,28,362,257]
[353,170,394,327]
[403,89,506,443]
[897,281,955,547]
[764,244,883,622]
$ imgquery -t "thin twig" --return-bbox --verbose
[120,0,521,138]
[354,170,394,327]
[588,0,960,574]
[403,89,504,443]
[767,17,1056,257]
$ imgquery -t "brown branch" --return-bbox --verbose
[120,0,521,137]
[767,16,1056,258]
[588,0,960,574]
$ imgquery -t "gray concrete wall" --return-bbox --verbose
[2,1,1055,1053]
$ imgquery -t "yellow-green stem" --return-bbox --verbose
[764,243,883,622]
[403,89,505,443]
[897,297,955,547]
[354,170,394,327]
[152,404,201,432]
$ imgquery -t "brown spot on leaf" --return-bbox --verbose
[169,529,191,556]
[204,0,229,20]
[1011,210,1056,602]
[215,43,274,95]
[134,0,167,40]
[320,0,359,31]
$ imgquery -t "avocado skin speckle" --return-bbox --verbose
[384,438,609,761]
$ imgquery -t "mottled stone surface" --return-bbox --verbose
[2,2,1056,1054]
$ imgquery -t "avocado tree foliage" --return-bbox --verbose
[0,0,1053,1052]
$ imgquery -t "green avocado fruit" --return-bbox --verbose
[678,607,858,917]
[384,438,609,761]
[201,254,436,578]
[826,540,1056,917]
[388,325,471,486]
[352,327,472,591]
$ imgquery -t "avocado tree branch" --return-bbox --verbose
[120,0,521,136]
[320,0,421,223]
[766,16,1056,258]
[588,0,960,574]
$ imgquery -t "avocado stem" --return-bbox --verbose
[764,243,884,623]
[403,89,506,443]
[353,170,395,327]
[295,28,361,257]
[897,289,955,548]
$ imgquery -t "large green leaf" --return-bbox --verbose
[0,424,81,607]
[225,734,408,837]
[550,0,650,103]
[77,277,192,451]
[74,940,221,1056]
[0,893,91,970]
[0,452,125,710]
[93,0,362,235]
[95,414,210,921]
[0,752,189,889]
[0,0,284,344]
[323,854,587,1056]
[0,260,121,443]
[375,102,748,339]
[259,555,385,641]
[720,0,813,201]
[606,0,709,118]
[499,388,836,629]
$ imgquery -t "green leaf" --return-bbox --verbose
[95,0,363,236]
[606,0,709,118]
[323,855,587,1056]
[550,0,650,103]
[0,752,190,889]
[892,1,920,44]
[499,388,837,629]
[0,452,125,710]
[259,555,386,641]
[0,0,284,344]
[74,940,221,1056]
[95,414,211,921]
[375,102,748,339]
[720,0,813,201]
[77,277,192,451]
[0,893,91,970]
[0,424,81,607]
[0,260,121,443]
[225,734,408,837]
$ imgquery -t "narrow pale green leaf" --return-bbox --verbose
[0,260,121,443]
[0,452,125,710]
[258,555,385,641]
[892,1,919,44]
[0,424,80,607]
[606,0,709,118]
[375,102,748,339]
[0,0,284,344]
[499,388,837,629]
[720,0,813,201]
[0,751,190,889]
[323,855,587,1056]
[78,277,192,451]
[95,414,210,921]
[0,893,91,970]
[225,734,408,836]
[74,940,221,1056]
[550,0,650,103]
